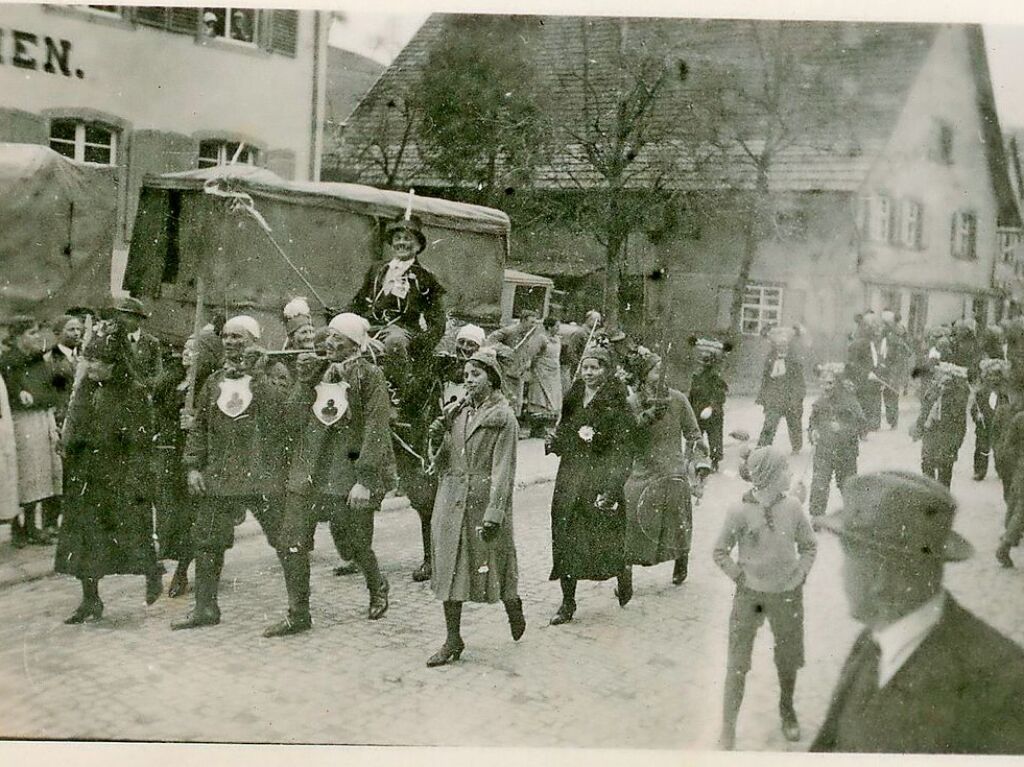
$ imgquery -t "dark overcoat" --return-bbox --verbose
[811,597,1024,754]
[430,391,518,602]
[757,351,805,412]
[808,386,865,458]
[917,379,969,463]
[54,376,159,578]
[350,259,445,343]
[548,377,633,581]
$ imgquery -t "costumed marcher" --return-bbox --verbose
[910,361,969,489]
[172,315,290,631]
[152,337,199,598]
[813,472,1024,754]
[949,318,982,383]
[971,357,1011,481]
[350,212,445,364]
[545,344,634,625]
[559,310,602,394]
[688,336,731,471]
[756,326,806,453]
[807,363,866,517]
[845,314,885,433]
[425,347,522,666]
[523,316,563,436]
[406,321,486,583]
[713,447,817,750]
[981,323,1008,361]
[264,313,395,636]
[54,325,164,623]
[623,349,708,586]
[0,316,63,548]
[40,314,84,541]
[282,297,316,353]
[878,310,910,428]
[108,296,164,392]
[488,310,545,418]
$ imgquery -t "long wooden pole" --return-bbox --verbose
[183,274,206,415]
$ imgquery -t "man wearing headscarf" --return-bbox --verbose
[713,447,817,750]
[264,313,396,636]
[172,315,291,631]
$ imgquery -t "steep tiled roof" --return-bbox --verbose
[331,15,1008,216]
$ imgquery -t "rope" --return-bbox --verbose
[202,178,331,312]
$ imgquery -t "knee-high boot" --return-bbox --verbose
[65,577,103,624]
[172,550,223,630]
[355,545,389,620]
[264,551,312,637]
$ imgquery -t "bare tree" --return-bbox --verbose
[336,91,423,188]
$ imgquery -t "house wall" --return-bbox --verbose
[0,5,326,255]
[857,25,1001,317]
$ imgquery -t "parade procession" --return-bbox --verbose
[5,4,1024,758]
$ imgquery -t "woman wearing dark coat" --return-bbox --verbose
[425,347,523,667]
[54,327,163,624]
[546,344,634,625]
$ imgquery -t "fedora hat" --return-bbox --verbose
[819,471,973,562]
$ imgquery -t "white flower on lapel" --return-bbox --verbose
[578,425,595,443]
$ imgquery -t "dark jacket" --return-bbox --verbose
[44,345,78,424]
[916,378,969,458]
[183,366,288,497]
[350,259,445,340]
[757,350,805,411]
[284,356,396,499]
[811,597,1024,754]
[809,385,866,456]
[846,336,881,388]
[689,364,728,416]
[0,347,60,413]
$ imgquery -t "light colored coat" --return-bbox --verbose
[430,391,519,603]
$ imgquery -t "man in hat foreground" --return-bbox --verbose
[813,472,1024,753]
[713,447,817,749]
[264,313,395,636]
[109,296,163,392]
[172,315,290,630]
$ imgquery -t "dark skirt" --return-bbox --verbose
[54,451,159,579]
[153,447,195,562]
[550,455,626,582]
[623,473,691,566]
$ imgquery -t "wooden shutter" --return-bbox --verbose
[135,6,169,29]
[168,7,200,35]
[271,10,299,56]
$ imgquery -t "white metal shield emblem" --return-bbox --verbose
[314,381,350,426]
[216,375,253,418]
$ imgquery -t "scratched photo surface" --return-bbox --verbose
[1,1,1024,756]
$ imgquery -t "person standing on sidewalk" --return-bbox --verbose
[55,326,164,623]
[172,315,289,631]
[713,447,817,750]
[756,326,805,454]
[623,350,708,586]
[546,344,634,625]
[813,471,1024,754]
[807,363,865,518]
[911,362,969,489]
[0,316,63,548]
[263,313,395,637]
[424,347,523,666]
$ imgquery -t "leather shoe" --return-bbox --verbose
[780,707,801,742]
[65,600,103,624]
[411,560,431,582]
[171,610,220,630]
[263,615,312,638]
[426,639,465,667]
[333,562,359,576]
[672,559,688,585]
[368,577,389,620]
[549,601,575,625]
[167,572,189,598]
[996,544,1015,569]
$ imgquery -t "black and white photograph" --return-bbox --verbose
[3,0,1024,758]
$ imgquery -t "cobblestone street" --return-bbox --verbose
[0,398,1022,751]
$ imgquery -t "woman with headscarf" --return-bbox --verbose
[623,350,707,586]
[425,347,522,666]
[55,325,164,623]
[545,344,634,625]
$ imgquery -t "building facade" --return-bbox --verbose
[0,4,329,254]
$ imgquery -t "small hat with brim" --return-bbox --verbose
[467,346,504,388]
[819,471,973,562]
[111,296,149,318]
[384,215,427,254]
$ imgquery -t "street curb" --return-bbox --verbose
[0,472,559,593]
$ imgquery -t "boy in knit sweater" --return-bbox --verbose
[713,447,817,750]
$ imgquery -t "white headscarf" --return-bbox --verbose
[222,314,261,340]
[328,312,371,351]
[456,323,486,347]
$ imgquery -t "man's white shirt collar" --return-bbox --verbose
[57,344,77,359]
[872,591,946,688]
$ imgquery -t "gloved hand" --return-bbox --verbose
[480,521,501,543]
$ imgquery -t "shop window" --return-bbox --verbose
[49,119,117,166]
[951,211,977,261]
[740,282,783,336]
[198,140,258,168]
[202,7,256,45]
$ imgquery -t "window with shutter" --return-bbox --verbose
[951,211,977,260]
[868,195,892,243]
[169,7,200,35]
[271,10,299,56]
[135,6,169,28]
[900,200,922,249]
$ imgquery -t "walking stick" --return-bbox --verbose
[572,322,600,383]
[183,274,206,418]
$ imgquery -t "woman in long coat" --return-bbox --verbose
[524,317,563,435]
[427,347,522,667]
[546,344,634,625]
[54,327,163,624]
[623,351,706,586]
